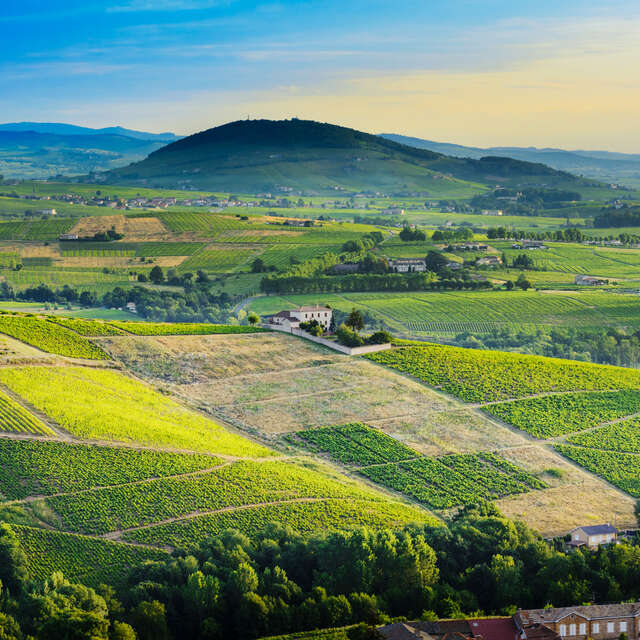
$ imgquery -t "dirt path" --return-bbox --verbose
[233,295,264,314]
[0,382,71,440]
[472,388,617,408]
[6,461,234,507]
[542,410,640,444]
[102,497,329,541]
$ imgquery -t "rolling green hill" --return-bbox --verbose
[102,119,602,195]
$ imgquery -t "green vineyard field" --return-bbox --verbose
[109,321,264,335]
[44,460,386,534]
[366,344,640,403]
[567,417,640,453]
[484,390,640,438]
[295,422,419,466]
[554,445,640,498]
[0,366,272,456]
[0,314,109,359]
[0,390,52,436]
[122,499,434,548]
[359,452,545,510]
[0,439,221,500]
[48,317,126,336]
[13,525,166,586]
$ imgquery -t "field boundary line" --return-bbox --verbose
[544,409,640,443]
[474,387,639,408]
[547,442,637,503]
[0,382,70,439]
[103,497,331,540]
[7,461,235,506]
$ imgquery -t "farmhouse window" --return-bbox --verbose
[560,625,567,636]
[608,623,615,633]
[579,624,586,635]
[593,624,600,634]
[570,624,576,635]
[620,623,627,633]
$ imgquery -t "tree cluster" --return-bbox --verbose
[453,326,640,368]
[431,228,473,242]
[594,207,640,228]
[0,282,238,324]
[486,227,586,242]
[260,273,437,295]
[399,226,426,242]
[5,502,640,639]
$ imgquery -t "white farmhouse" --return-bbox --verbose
[266,305,333,331]
[388,258,427,273]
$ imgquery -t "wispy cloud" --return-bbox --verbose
[107,0,232,12]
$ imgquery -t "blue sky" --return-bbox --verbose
[1,0,639,150]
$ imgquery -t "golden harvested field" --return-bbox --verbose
[99,333,343,383]
[369,409,529,457]
[58,255,185,268]
[495,445,636,535]
[70,214,170,240]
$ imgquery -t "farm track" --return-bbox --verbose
[473,388,629,408]
[543,410,640,444]
[101,497,329,541]
[213,381,368,407]
[0,382,70,439]
[233,294,264,314]
[6,461,234,506]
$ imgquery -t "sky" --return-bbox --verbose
[1,0,639,151]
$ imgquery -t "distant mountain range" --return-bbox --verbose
[0,123,180,179]
[0,122,178,142]
[380,134,640,188]
[99,118,603,196]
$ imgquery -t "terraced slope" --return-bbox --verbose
[99,331,639,535]
[366,342,640,531]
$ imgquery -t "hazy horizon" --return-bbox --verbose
[2,0,640,152]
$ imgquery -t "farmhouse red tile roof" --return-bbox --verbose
[469,618,519,640]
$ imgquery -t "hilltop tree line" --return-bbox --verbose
[3,504,640,639]
[594,207,640,228]
[454,326,640,368]
[0,283,240,324]
[487,226,640,245]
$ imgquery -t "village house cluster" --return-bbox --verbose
[378,601,640,640]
